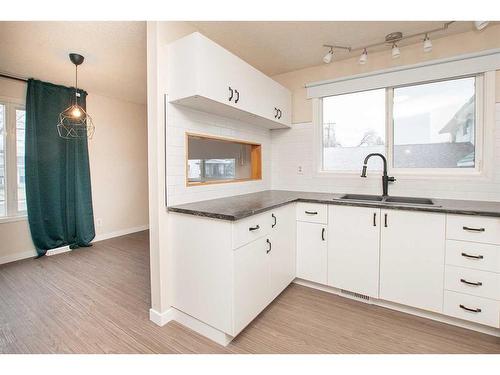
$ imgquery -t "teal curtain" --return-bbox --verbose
[25,79,95,257]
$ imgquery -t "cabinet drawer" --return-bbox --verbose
[443,290,500,328]
[446,240,500,273]
[446,215,500,245]
[445,265,500,300]
[232,213,272,249]
[296,203,328,224]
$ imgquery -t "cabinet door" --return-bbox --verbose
[296,222,327,284]
[197,33,242,109]
[269,205,296,300]
[233,236,270,335]
[328,206,381,297]
[380,210,445,313]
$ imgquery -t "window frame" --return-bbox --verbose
[0,95,27,222]
[315,72,493,179]
[185,132,262,187]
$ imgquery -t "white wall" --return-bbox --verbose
[87,94,148,238]
[271,103,500,201]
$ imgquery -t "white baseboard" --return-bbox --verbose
[0,250,37,265]
[149,307,176,326]
[293,278,500,338]
[149,307,234,347]
[93,224,149,242]
[0,224,149,266]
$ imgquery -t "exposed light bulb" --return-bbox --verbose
[359,49,368,64]
[423,35,432,52]
[391,43,400,59]
[474,21,489,31]
[71,107,82,118]
[323,48,333,64]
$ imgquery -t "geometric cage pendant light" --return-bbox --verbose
[57,53,95,139]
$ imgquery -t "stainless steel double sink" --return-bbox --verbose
[339,194,435,206]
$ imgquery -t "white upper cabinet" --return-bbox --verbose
[379,209,446,313]
[328,205,381,298]
[167,32,291,129]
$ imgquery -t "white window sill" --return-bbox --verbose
[315,170,488,181]
[0,215,28,224]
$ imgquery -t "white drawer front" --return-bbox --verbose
[443,290,500,328]
[446,240,500,273]
[296,203,328,224]
[232,213,272,249]
[446,215,500,245]
[445,265,500,300]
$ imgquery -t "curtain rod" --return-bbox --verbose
[0,72,28,83]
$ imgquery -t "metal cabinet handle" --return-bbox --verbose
[373,212,377,227]
[305,211,318,215]
[321,228,325,241]
[463,226,485,233]
[460,278,483,286]
[278,109,282,119]
[459,304,482,313]
[384,213,388,227]
[272,213,277,228]
[274,107,278,118]
[235,89,240,103]
[266,239,272,254]
[461,252,484,260]
[228,87,233,101]
[249,225,260,231]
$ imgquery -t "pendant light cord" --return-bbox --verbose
[75,64,79,106]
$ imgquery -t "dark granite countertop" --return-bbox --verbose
[167,190,500,221]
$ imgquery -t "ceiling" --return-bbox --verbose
[0,21,146,104]
[0,21,481,104]
[190,21,476,76]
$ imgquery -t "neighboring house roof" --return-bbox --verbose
[439,96,475,135]
[393,142,475,168]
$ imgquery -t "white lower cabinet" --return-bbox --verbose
[172,202,500,346]
[233,236,271,335]
[296,221,327,284]
[328,205,380,297]
[379,209,446,313]
[443,290,500,328]
[269,204,296,300]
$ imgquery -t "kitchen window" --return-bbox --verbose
[0,100,27,220]
[320,75,483,175]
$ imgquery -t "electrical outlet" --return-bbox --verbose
[297,165,304,174]
[96,218,103,228]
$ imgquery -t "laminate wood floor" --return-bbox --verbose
[0,230,499,354]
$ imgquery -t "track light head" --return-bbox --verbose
[474,21,489,31]
[423,34,432,52]
[391,44,400,59]
[323,48,334,64]
[359,49,368,65]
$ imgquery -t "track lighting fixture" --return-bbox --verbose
[423,34,432,52]
[359,49,368,64]
[323,48,334,64]
[474,21,489,31]
[321,21,455,64]
[322,44,351,64]
[391,44,400,59]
